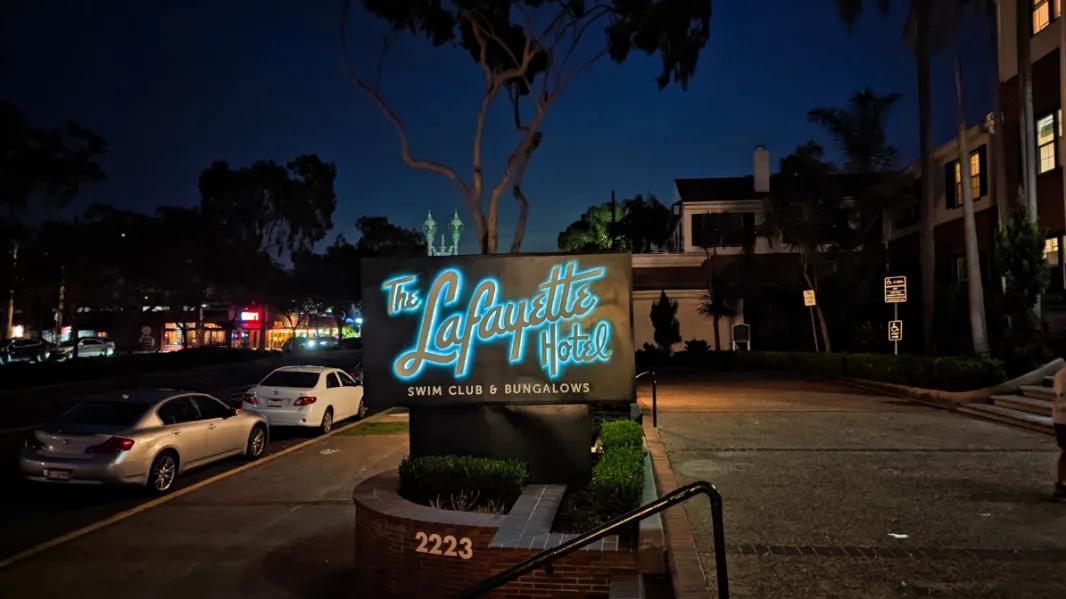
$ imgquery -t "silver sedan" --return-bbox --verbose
[20,390,269,494]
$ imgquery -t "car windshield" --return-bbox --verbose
[260,371,320,388]
[58,401,149,426]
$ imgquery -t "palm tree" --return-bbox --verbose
[947,0,990,354]
[832,0,938,353]
[1016,0,1038,219]
[808,87,902,173]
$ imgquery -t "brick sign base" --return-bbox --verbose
[353,471,637,599]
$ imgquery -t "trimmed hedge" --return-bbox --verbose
[590,420,645,520]
[0,347,272,391]
[397,454,528,513]
[638,349,1008,392]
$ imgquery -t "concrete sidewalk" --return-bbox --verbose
[0,421,408,599]
[647,374,1066,599]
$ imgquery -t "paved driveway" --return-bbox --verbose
[649,373,1066,598]
[0,418,408,599]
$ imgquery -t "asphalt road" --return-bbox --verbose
[0,349,365,563]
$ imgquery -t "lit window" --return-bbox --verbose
[951,149,984,207]
[1038,112,1057,173]
[955,256,968,282]
[1034,0,1061,34]
[1045,237,1061,266]
[954,162,962,207]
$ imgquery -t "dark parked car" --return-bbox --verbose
[0,338,56,365]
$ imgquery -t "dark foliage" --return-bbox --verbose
[649,290,681,352]
[398,454,528,513]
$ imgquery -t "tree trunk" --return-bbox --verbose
[954,41,990,355]
[989,0,1009,219]
[1017,0,1039,219]
[916,1,937,354]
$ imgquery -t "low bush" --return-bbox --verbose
[599,419,643,452]
[397,454,528,514]
[589,421,645,520]
[637,349,1010,391]
[0,347,271,391]
[650,350,1008,391]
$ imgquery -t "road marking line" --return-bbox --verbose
[0,407,400,573]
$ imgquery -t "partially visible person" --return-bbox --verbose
[1051,366,1066,501]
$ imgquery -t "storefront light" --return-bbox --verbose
[12,325,25,338]
[355,317,363,325]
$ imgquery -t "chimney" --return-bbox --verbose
[753,145,770,193]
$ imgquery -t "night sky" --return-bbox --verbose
[2,0,995,254]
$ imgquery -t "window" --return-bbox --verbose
[339,372,360,387]
[1038,111,1058,173]
[158,397,200,425]
[326,373,341,389]
[1045,237,1061,266]
[259,371,321,389]
[190,395,232,420]
[690,213,756,248]
[955,256,968,282]
[944,146,987,208]
[1034,0,1062,35]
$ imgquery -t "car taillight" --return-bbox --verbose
[85,437,135,454]
[243,393,259,406]
[293,396,317,406]
[24,432,45,450]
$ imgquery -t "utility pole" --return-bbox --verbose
[5,241,17,339]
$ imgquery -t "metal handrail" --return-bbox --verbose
[635,370,658,427]
[454,480,729,599]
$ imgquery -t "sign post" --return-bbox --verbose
[360,253,635,485]
[803,290,819,353]
[884,276,907,356]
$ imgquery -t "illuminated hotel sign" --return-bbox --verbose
[361,253,635,407]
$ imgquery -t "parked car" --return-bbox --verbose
[0,338,56,365]
[52,337,117,361]
[339,337,362,350]
[281,336,339,354]
[348,362,363,385]
[20,390,269,494]
[241,365,366,434]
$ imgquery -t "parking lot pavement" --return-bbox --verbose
[649,374,1066,599]
[0,416,409,599]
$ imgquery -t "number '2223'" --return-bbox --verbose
[415,531,473,560]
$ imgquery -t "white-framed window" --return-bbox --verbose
[1037,110,1059,173]
[1045,237,1060,266]
[1034,0,1062,35]
[955,256,968,282]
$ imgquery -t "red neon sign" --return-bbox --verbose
[240,310,260,322]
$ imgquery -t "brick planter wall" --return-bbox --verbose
[353,471,638,599]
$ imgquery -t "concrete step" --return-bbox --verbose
[1020,385,1055,400]
[1044,376,1054,386]
[609,574,645,599]
[958,403,1054,435]
[991,394,1054,417]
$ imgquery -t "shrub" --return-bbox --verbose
[599,420,643,452]
[652,350,1008,391]
[398,454,528,513]
[684,339,710,353]
[590,446,644,520]
[591,421,645,521]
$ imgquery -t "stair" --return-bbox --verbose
[990,394,1054,417]
[958,403,1054,434]
[1019,385,1055,401]
[609,574,645,599]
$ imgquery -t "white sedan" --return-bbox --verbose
[241,366,366,434]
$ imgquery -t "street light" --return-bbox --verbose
[422,211,437,254]
[449,210,463,253]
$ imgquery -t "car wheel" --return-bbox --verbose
[319,408,334,435]
[358,401,368,420]
[246,425,268,459]
[148,451,179,494]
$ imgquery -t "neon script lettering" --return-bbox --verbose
[381,261,614,380]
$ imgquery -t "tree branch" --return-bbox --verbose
[341,1,486,243]
[488,100,551,252]
[509,131,541,253]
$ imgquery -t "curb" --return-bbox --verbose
[0,406,401,573]
[641,413,712,599]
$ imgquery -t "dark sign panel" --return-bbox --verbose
[360,253,635,407]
